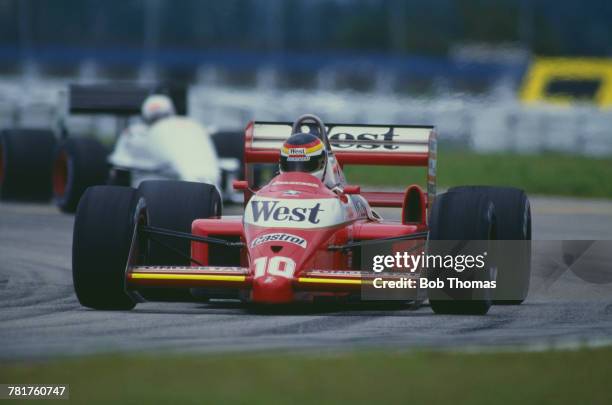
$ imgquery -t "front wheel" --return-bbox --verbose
[137,180,222,301]
[72,186,141,310]
[427,190,497,315]
[138,180,221,266]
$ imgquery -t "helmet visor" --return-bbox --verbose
[280,153,325,173]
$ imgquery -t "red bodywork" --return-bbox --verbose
[126,121,437,304]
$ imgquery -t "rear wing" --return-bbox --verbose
[67,83,188,116]
[243,121,437,208]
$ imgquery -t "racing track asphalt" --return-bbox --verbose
[1,196,612,360]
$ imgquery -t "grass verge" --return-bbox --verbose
[1,346,611,404]
[344,151,612,199]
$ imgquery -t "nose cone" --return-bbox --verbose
[252,275,294,304]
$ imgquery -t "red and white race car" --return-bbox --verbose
[72,115,531,315]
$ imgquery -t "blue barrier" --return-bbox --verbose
[0,45,527,82]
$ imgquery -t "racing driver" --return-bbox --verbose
[279,132,347,191]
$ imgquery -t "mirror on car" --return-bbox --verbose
[343,185,361,194]
[233,180,249,191]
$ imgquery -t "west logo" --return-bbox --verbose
[250,200,324,224]
[329,128,398,150]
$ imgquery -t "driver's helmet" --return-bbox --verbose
[279,133,327,180]
[141,94,175,125]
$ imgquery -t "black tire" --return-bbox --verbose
[53,138,109,213]
[138,180,221,265]
[448,186,531,304]
[138,180,221,301]
[427,191,497,315]
[72,186,139,310]
[0,128,57,201]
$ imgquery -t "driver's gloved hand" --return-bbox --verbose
[331,185,344,195]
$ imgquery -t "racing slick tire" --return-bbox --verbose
[138,180,222,265]
[0,128,56,201]
[137,180,222,301]
[72,186,139,310]
[53,137,109,213]
[427,190,497,315]
[448,186,531,304]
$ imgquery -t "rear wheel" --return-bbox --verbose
[448,186,531,304]
[0,129,56,201]
[137,180,222,301]
[427,190,497,315]
[53,138,109,213]
[72,186,140,310]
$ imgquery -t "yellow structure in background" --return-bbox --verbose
[521,57,612,108]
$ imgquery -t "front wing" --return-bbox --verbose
[126,266,420,296]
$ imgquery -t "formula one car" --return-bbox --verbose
[0,84,242,212]
[72,114,532,315]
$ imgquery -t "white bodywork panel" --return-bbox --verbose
[109,116,221,188]
[244,196,347,229]
[244,193,373,229]
[250,123,432,154]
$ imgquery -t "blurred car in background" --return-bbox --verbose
[0,83,244,212]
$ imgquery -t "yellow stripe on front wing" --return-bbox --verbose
[130,273,246,282]
[297,277,363,285]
